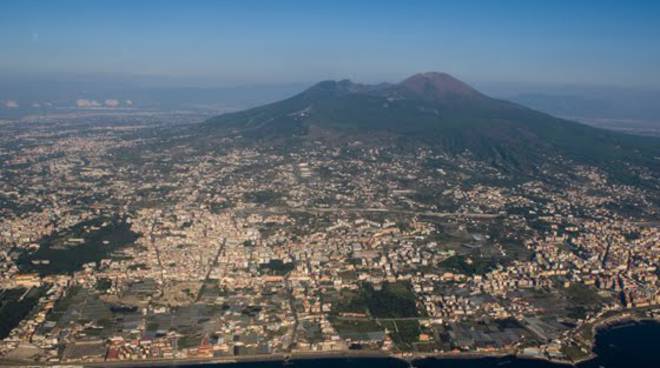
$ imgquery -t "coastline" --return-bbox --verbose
[82,350,394,368]
[567,307,659,365]
[2,309,658,368]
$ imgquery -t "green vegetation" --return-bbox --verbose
[332,290,368,315]
[128,263,148,270]
[209,200,232,213]
[561,341,590,362]
[380,320,421,349]
[0,286,48,338]
[243,190,282,205]
[17,215,139,276]
[363,282,419,318]
[178,334,203,349]
[330,317,382,336]
[331,282,420,318]
[50,286,82,317]
[439,254,500,275]
[564,284,606,320]
[557,283,606,319]
[95,277,112,292]
[146,321,160,332]
[501,240,533,261]
[565,283,604,306]
[258,260,295,276]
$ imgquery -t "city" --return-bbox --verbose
[1,2,659,367]
[0,106,657,365]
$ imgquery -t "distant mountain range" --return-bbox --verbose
[201,72,659,177]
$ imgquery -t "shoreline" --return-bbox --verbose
[2,310,658,367]
[566,307,658,365]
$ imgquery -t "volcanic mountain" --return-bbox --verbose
[201,72,659,174]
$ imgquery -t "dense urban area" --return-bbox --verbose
[0,110,658,366]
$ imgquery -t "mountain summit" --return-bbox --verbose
[299,72,483,103]
[397,72,483,100]
[201,73,658,173]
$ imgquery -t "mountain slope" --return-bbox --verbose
[201,72,659,174]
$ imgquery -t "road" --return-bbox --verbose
[336,316,427,322]
[237,206,503,219]
[194,237,226,303]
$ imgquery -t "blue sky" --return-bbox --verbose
[1,0,659,87]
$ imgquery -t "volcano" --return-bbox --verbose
[200,72,659,174]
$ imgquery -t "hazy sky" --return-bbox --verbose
[1,0,659,87]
